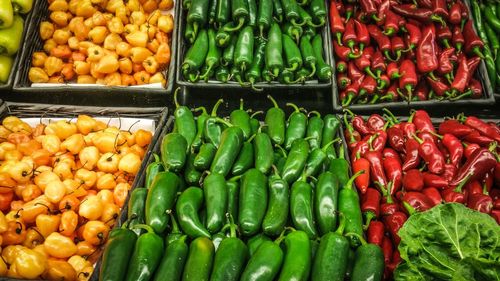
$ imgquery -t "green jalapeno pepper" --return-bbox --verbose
[182,237,215,281]
[247,233,271,256]
[174,88,196,151]
[257,0,273,36]
[234,26,254,72]
[185,22,196,44]
[309,0,326,26]
[249,111,262,136]
[300,35,317,77]
[226,178,240,220]
[210,216,249,281]
[312,215,349,281]
[160,133,188,173]
[208,0,217,25]
[220,36,237,65]
[183,0,192,10]
[166,212,183,245]
[247,0,257,26]
[194,143,217,171]
[276,230,311,281]
[231,64,249,86]
[273,0,284,22]
[303,25,316,39]
[211,230,227,250]
[128,187,147,236]
[282,34,303,72]
[215,65,230,82]
[348,233,384,281]
[184,152,203,185]
[99,226,137,281]
[266,23,284,77]
[304,139,339,178]
[297,5,322,28]
[203,99,225,148]
[314,172,339,235]
[145,154,164,189]
[203,173,228,233]
[265,95,285,145]
[231,140,254,176]
[145,172,179,234]
[245,39,266,91]
[321,114,340,161]
[262,169,289,237]
[216,23,234,48]
[200,29,221,80]
[283,22,303,44]
[239,168,268,236]
[282,0,304,26]
[210,125,244,177]
[306,111,324,150]
[312,34,332,81]
[279,68,298,84]
[216,0,230,24]
[0,15,23,55]
[187,0,209,36]
[224,0,249,31]
[328,144,349,186]
[290,175,317,239]
[0,0,13,29]
[125,225,164,281]
[176,187,211,238]
[153,235,188,281]
[183,29,209,75]
[240,240,284,281]
[284,103,307,150]
[281,139,309,184]
[230,99,252,140]
[254,129,274,174]
[339,171,365,247]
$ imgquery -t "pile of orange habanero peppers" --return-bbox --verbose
[0,115,152,280]
[29,0,174,86]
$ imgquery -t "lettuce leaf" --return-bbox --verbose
[394,203,500,281]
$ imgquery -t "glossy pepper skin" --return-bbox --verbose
[203,174,228,233]
[449,148,497,187]
[182,237,214,281]
[128,188,148,236]
[281,139,310,184]
[315,172,339,235]
[349,234,385,281]
[125,225,164,281]
[210,126,244,177]
[240,240,284,281]
[176,187,211,238]
[290,177,317,239]
[231,141,254,176]
[284,103,308,150]
[339,171,365,247]
[145,154,165,189]
[152,235,188,281]
[99,227,137,281]
[383,211,407,245]
[204,99,225,148]
[265,95,286,145]
[277,230,312,281]
[0,16,23,55]
[254,131,274,174]
[262,172,289,237]
[239,169,268,236]
[161,133,188,173]
[145,172,179,234]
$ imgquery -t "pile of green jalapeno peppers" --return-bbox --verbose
[181,0,332,90]
[98,93,384,281]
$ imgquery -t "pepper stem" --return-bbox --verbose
[226,213,237,238]
[267,95,279,108]
[224,17,245,32]
[308,111,321,118]
[169,211,181,234]
[345,232,367,245]
[215,117,233,128]
[153,153,161,163]
[343,113,356,144]
[250,111,263,118]
[193,106,208,115]
[341,93,354,107]
[382,108,400,124]
[363,211,376,231]
[307,63,316,78]
[286,102,301,113]
[132,224,155,234]
[211,99,224,117]
[454,173,473,192]
[308,18,325,28]
[274,144,288,158]
[291,18,306,27]
[335,213,346,235]
[344,170,365,190]
[472,47,485,59]
[364,67,378,80]
[173,87,181,108]
[402,201,416,215]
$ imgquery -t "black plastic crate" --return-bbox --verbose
[0,0,37,92]
[10,0,179,106]
[0,100,170,281]
[175,2,334,95]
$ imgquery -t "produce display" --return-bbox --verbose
[0,115,153,279]
[28,0,174,86]
[344,109,500,279]
[99,92,387,281]
[330,0,487,105]
[470,0,500,92]
[180,0,332,89]
[0,0,30,84]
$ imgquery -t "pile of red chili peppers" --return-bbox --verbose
[330,0,486,106]
[344,109,500,278]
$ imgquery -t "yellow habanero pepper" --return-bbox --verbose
[113,182,130,207]
[60,210,78,237]
[40,21,55,40]
[14,247,47,279]
[96,173,117,190]
[95,54,119,74]
[97,152,120,173]
[118,152,141,175]
[45,180,67,203]
[36,134,61,155]
[79,195,103,220]
[28,68,49,83]
[42,259,77,280]
[45,232,78,258]
[36,213,61,238]
[61,133,85,155]
[22,228,45,248]
[82,220,109,245]
[78,146,100,170]
[74,168,97,189]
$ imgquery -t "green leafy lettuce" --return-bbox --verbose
[395,203,500,281]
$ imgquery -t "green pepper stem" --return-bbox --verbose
[250,111,263,118]
[132,224,155,234]
[307,18,324,28]
[224,17,245,32]
[226,213,237,238]
[454,173,473,192]
[321,138,341,152]
[335,213,345,235]
[345,170,364,190]
[173,87,181,108]
[291,18,306,27]
[215,117,233,128]
[345,232,367,245]
[239,99,244,110]
[402,201,416,216]
[286,102,301,113]
[228,175,242,182]
[307,63,316,78]
[363,211,376,231]
[192,22,199,39]
[308,111,321,118]
[267,95,279,108]
[382,108,400,124]
[169,211,181,234]
[211,99,224,117]
[193,106,208,115]
[274,144,288,158]
[285,63,299,72]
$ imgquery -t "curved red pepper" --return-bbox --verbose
[402,191,434,212]
[416,24,438,75]
[387,127,405,153]
[464,131,495,147]
[350,115,371,136]
[398,59,418,101]
[383,148,402,162]
[463,20,484,58]
[405,23,422,51]
[372,50,387,77]
[334,41,361,61]
[353,157,371,195]
[377,0,391,24]
[426,76,449,97]
[361,187,381,226]
[359,75,378,97]
[413,110,435,134]
[432,0,448,18]
[403,169,424,191]
[365,150,388,186]
[467,193,493,214]
[381,83,399,102]
[348,60,364,82]
[464,143,481,159]
[414,81,429,101]
[337,73,352,90]
[390,36,406,61]
[402,138,420,171]
[402,121,416,139]
[377,74,390,90]
[465,180,483,196]
[383,10,400,36]
[438,119,474,139]
[450,148,497,187]
[381,235,393,265]
[343,76,364,106]
[368,24,392,59]
[442,163,457,182]
[448,2,462,25]
[386,62,402,80]
[391,4,445,25]
[422,187,442,206]
[414,134,445,174]
[354,19,370,52]
[372,130,388,152]
[436,25,452,49]
[441,187,467,203]
[416,0,432,9]
[329,1,345,45]
[462,116,500,143]
[442,133,464,167]
[384,156,403,194]
[354,46,374,73]
[360,0,381,21]
[451,55,470,94]
[437,47,455,81]
[383,211,407,245]
[367,114,386,131]
[452,25,465,52]
[484,171,494,193]
[367,221,385,247]
[342,19,358,51]
[468,78,483,99]
[423,172,449,189]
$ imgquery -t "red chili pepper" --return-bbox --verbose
[463,20,485,58]
[432,0,448,18]
[350,115,372,137]
[413,110,435,134]
[377,74,391,91]
[426,76,449,97]
[403,169,424,191]
[337,73,351,90]
[351,139,370,160]
[467,193,493,214]
[371,131,387,153]
[383,10,400,36]
[484,171,494,193]
[342,76,363,106]
[436,25,452,49]
[345,4,354,22]
[464,143,481,159]
[329,1,345,45]
[348,60,364,82]
[402,191,434,212]
[377,0,391,24]
[334,41,361,61]
[354,19,370,52]
[464,131,495,147]
[361,187,381,226]
[441,187,467,203]
[413,134,445,174]
[398,59,418,101]
[442,163,457,182]
[422,187,442,206]
[438,119,474,139]
[337,60,347,73]
[437,47,455,82]
[405,23,422,51]
[372,50,387,77]
[450,55,470,95]
[494,162,500,187]
[448,2,462,25]
[423,172,449,189]
[418,131,436,144]
[367,221,385,247]
[355,46,373,71]
[381,83,399,102]
[402,121,416,139]
[353,157,371,195]
[416,24,439,76]
[416,0,432,9]
[402,138,421,171]
[414,81,429,101]
[391,4,445,25]
[387,250,402,275]
[359,75,378,97]
[465,180,483,195]
[387,127,405,153]
[468,78,482,99]
[365,150,388,186]
[390,36,405,61]
[386,62,401,80]
[384,157,403,194]
[452,25,465,52]
[450,148,497,187]
[342,19,358,51]
[368,24,393,59]
[461,116,500,143]
[383,148,401,161]
[442,133,464,167]
[457,1,469,26]
[493,197,500,209]
[490,210,500,224]
[367,114,386,131]
[381,235,393,265]
[360,0,381,21]
[383,211,407,245]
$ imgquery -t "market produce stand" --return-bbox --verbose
[0,0,499,280]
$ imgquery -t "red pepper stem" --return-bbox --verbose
[345,232,367,245]
[449,90,472,101]
[427,71,437,81]
[382,108,400,125]
[344,170,365,190]
[335,213,346,235]
[363,211,376,231]
[454,173,473,192]
[402,201,416,216]
[428,130,444,140]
